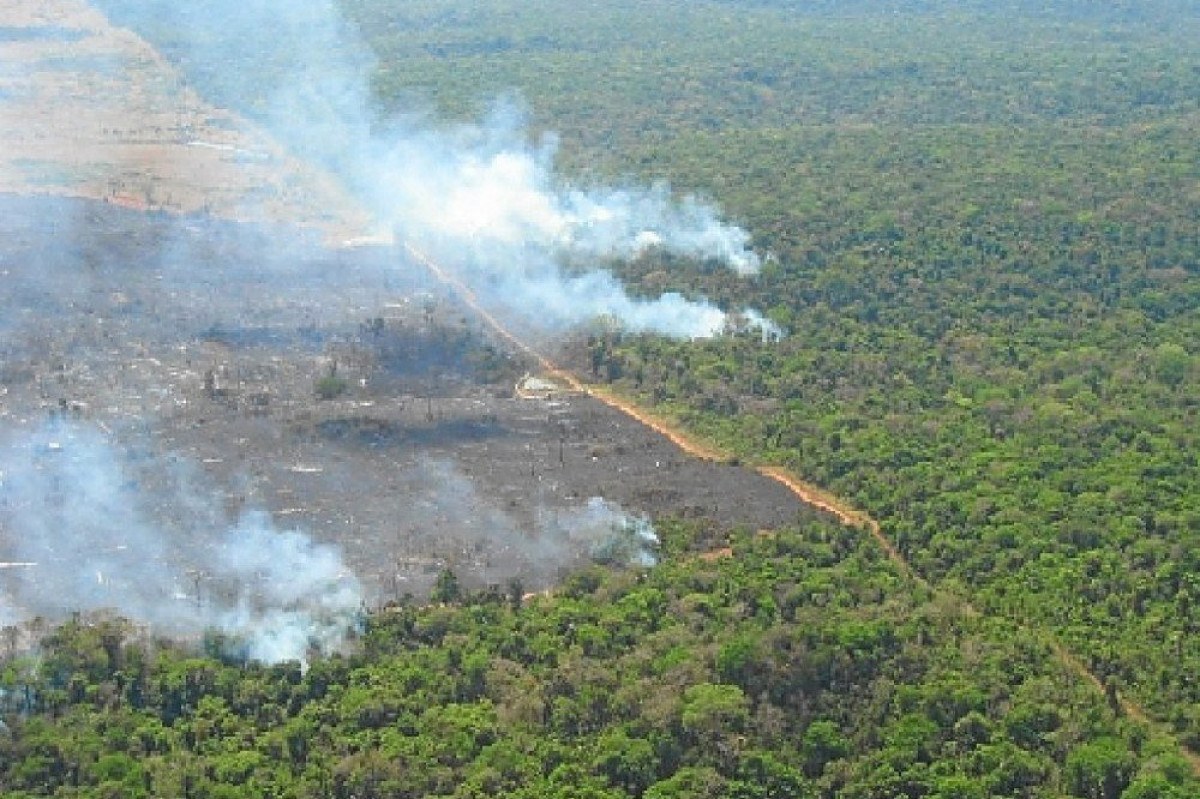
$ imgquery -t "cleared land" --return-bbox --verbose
[0,1,821,610]
[0,0,370,239]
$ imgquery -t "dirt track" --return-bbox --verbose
[0,1,823,604]
[4,3,1196,773]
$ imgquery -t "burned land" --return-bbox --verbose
[0,193,817,611]
[0,0,819,639]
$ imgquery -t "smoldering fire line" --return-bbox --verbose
[84,0,778,340]
[0,420,366,664]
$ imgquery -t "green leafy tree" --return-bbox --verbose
[1066,738,1137,799]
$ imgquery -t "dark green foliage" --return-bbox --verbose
[3,524,1195,797]
[1066,738,1138,799]
[337,0,1200,750]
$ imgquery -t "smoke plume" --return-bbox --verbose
[92,0,775,339]
[551,497,661,569]
[382,459,659,596]
[0,420,364,663]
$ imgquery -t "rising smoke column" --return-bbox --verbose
[0,420,363,663]
[92,0,776,339]
[384,459,660,595]
[547,497,661,568]
[212,512,366,663]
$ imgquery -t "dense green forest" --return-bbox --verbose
[4,0,1199,796]
[347,0,1200,773]
[3,522,1194,797]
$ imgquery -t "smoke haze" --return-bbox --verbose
[93,0,773,338]
[0,0,770,657]
[392,459,660,593]
[0,423,660,659]
[0,419,364,663]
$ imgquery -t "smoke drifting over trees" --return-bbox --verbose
[93,0,773,338]
[0,420,363,663]
[0,0,778,662]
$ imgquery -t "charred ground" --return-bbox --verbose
[0,194,818,606]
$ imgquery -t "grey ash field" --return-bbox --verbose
[0,194,815,606]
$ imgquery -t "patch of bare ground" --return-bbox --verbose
[0,0,372,241]
[1,0,1194,775]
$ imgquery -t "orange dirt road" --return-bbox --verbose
[5,0,1194,776]
[404,240,1198,774]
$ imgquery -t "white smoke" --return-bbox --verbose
[381,458,659,593]
[369,113,761,275]
[0,420,363,663]
[457,250,732,338]
[92,0,776,339]
[733,308,787,343]
[549,497,661,568]
[213,513,364,663]
[359,105,771,340]
[362,109,767,337]
[0,594,16,628]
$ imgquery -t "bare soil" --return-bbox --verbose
[0,0,372,241]
[0,1,820,604]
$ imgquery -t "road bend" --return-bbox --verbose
[403,240,1199,775]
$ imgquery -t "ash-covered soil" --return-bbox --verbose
[0,196,816,606]
[0,2,816,623]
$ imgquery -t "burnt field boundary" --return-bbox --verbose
[404,239,1200,776]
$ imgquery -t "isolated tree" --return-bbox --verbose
[432,568,462,604]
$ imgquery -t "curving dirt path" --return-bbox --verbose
[1046,637,1200,774]
[406,248,1200,776]
[755,465,923,585]
[6,0,1195,776]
